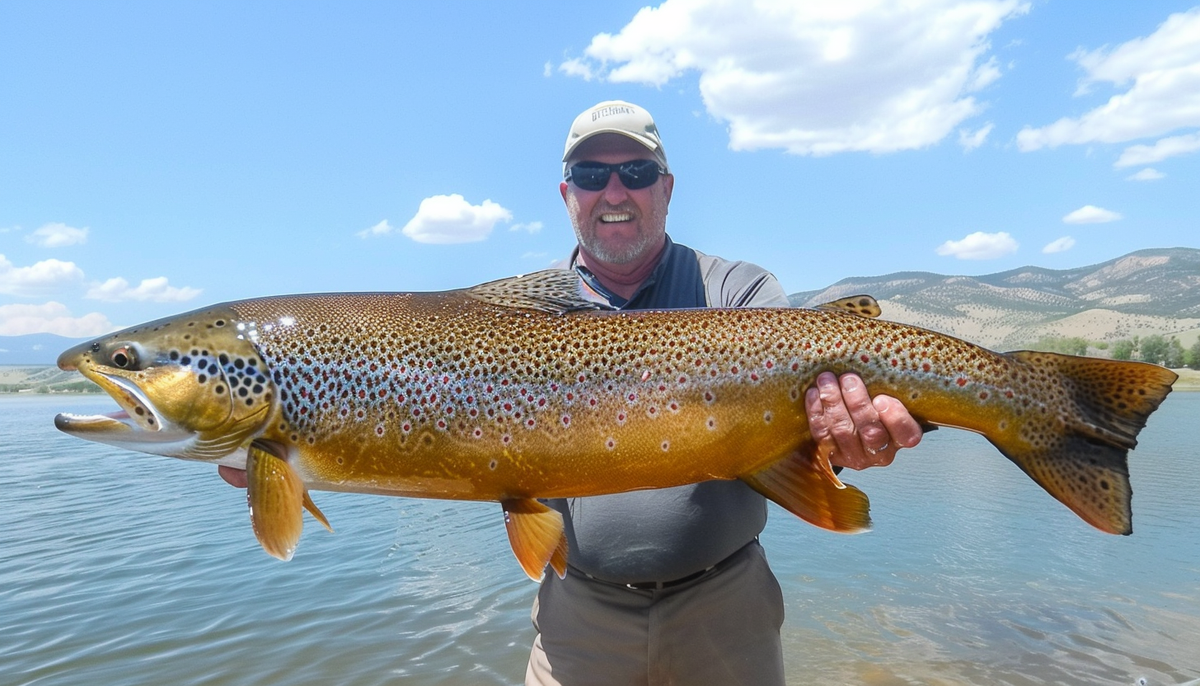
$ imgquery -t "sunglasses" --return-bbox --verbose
[565,159,666,191]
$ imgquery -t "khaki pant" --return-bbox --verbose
[525,540,785,686]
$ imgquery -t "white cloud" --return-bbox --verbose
[1113,132,1200,168]
[27,222,89,248]
[935,231,1018,260]
[1017,8,1200,155]
[0,301,115,337]
[1062,205,1122,224]
[510,221,543,234]
[0,254,85,296]
[1126,167,1166,181]
[357,219,396,239]
[1042,236,1076,254]
[559,0,1028,155]
[85,276,202,303]
[400,194,512,244]
[958,123,994,151]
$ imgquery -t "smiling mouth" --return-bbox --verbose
[600,212,634,223]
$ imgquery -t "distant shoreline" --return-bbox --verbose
[4,364,1197,394]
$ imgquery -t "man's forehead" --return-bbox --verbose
[568,134,653,162]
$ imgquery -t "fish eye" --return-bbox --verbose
[110,346,136,369]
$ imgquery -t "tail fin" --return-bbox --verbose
[994,352,1176,535]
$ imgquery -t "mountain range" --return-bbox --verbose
[789,247,1200,351]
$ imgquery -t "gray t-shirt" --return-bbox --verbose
[548,236,790,583]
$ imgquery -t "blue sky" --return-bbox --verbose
[2,1,1198,337]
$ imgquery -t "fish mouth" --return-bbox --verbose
[53,368,193,446]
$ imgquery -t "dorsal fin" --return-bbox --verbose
[816,295,881,318]
[466,269,615,315]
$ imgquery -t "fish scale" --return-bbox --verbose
[54,269,1178,579]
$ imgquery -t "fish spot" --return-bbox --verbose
[489,459,498,471]
[706,417,717,431]
[661,440,670,452]
[605,437,616,450]
[763,411,773,424]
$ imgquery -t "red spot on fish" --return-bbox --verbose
[437,419,447,430]
[503,402,513,412]
[1005,391,1014,399]
[891,359,899,367]
[566,392,575,401]
[473,428,483,438]
[861,355,870,363]
[731,366,739,374]
[791,362,800,372]
[562,415,570,426]
[979,392,989,400]
[765,360,774,369]
[628,393,637,402]
[750,373,759,381]
[956,378,968,387]
[922,363,932,372]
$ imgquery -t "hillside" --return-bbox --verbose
[789,247,1200,351]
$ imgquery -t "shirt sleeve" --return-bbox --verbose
[695,250,790,308]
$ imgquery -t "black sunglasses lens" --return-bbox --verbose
[616,160,661,190]
[568,163,612,191]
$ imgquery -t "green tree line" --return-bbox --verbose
[1029,334,1200,369]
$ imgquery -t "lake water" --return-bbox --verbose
[2,393,1198,686]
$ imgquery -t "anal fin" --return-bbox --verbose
[502,498,568,581]
[246,440,330,560]
[742,449,871,533]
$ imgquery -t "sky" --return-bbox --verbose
[2,1,1198,338]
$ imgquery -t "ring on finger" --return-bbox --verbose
[866,442,889,455]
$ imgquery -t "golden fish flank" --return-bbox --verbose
[55,269,1178,580]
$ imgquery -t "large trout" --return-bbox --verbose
[55,270,1177,579]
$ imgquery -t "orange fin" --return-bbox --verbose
[246,441,313,560]
[742,449,871,533]
[816,295,881,318]
[502,498,568,581]
[303,492,334,533]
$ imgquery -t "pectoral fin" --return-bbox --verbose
[246,440,327,560]
[742,448,871,533]
[501,498,568,581]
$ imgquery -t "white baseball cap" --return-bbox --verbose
[563,100,669,175]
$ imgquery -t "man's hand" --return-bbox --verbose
[805,371,923,470]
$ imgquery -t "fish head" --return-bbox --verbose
[54,305,277,463]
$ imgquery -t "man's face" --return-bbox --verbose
[561,135,674,266]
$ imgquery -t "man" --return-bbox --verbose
[523,100,922,686]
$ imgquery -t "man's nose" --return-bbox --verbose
[602,170,629,202]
